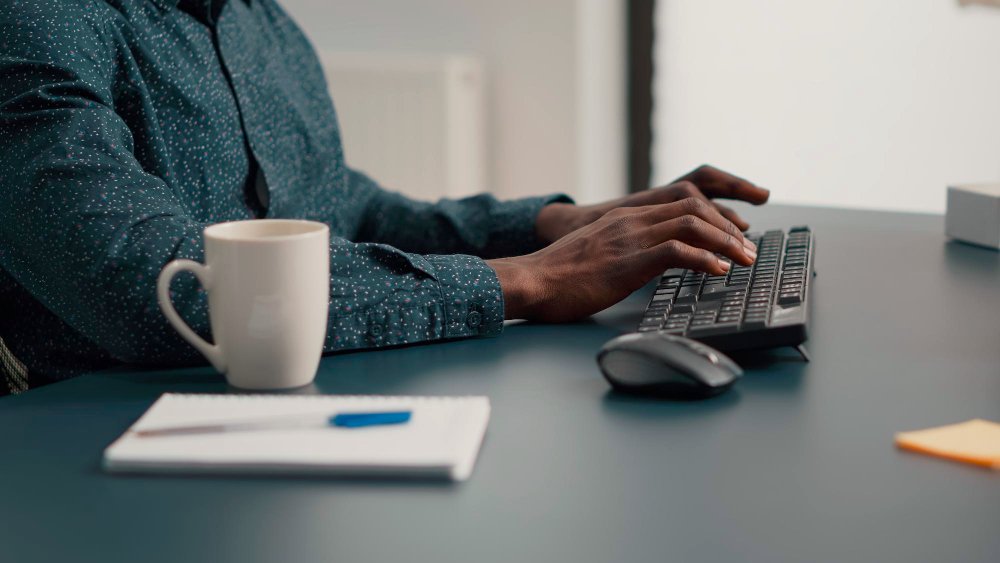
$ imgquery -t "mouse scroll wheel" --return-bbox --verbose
[688,342,720,364]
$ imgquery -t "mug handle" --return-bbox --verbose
[157,259,227,373]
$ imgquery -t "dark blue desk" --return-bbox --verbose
[2,205,999,563]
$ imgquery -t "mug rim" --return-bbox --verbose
[204,219,329,243]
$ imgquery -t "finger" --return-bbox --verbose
[609,182,705,210]
[648,239,731,277]
[645,197,747,246]
[619,186,675,207]
[664,180,711,204]
[646,215,754,266]
[683,165,770,204]
[714,202,750,231]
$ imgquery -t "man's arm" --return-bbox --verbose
[0,3,504,365]
[0,0,209,364]
[351,168,572,259]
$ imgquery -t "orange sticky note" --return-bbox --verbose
[895,419,1000,470]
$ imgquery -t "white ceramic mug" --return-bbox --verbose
[157,220,330,389]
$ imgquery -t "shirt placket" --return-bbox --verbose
[191,0,271,218]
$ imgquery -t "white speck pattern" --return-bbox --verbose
[0,0,570,392]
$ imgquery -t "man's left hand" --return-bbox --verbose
[536,165,770,245]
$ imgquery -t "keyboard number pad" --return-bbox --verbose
[777,231,810,306]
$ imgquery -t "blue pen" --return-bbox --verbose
[135,410,412,437]
[331,411,412,428]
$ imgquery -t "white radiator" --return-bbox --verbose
[318,52,487,200]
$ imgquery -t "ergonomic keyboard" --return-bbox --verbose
[637,226,815,352]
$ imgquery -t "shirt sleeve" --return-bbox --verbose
[351,168,574,259]
[0,5,505,366]
[0,3,217,365]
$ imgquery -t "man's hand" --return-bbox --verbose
[489,197,758,322]
[535,164,770,244]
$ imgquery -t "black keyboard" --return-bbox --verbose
[637,226,815,351]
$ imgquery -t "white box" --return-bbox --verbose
[945,184,1000,250]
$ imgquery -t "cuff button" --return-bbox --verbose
[466,311,482,329]
[369,324,384,337]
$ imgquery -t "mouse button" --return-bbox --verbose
[713,351,744,377]
[599,351,696,387]
[696,366,739,388]
[659,348,736,388]
[685,341,720,361]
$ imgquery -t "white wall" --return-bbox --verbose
[653,0,1000,213]
[279,0,625,204]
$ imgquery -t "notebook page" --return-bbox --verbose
[104,393,490,480]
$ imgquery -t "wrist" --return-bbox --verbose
[535,202,578,245]
[486,257,547,320]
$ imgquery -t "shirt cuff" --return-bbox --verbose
[423,254,504,339]
[490,193,574,256]
[323,253,504,352]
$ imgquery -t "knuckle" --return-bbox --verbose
[676,214,701,233]
[661,239,684,257]
[671,181,697,197]
[681,197,705,215]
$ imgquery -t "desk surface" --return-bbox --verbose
[2,205,998,563]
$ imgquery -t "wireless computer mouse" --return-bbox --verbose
[597,332,743,399]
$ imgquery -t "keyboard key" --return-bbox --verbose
[687,322,740,337]
[695,300,722,312]
[675,286,699,304]
[700,285,746,301]
[670,303,695,315]
[777,292,802,305]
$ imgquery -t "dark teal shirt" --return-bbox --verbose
[0,0,568,389]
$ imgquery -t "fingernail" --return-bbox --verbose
[743,238,757,252]
[717,258,730,272]
[745,248,757,262]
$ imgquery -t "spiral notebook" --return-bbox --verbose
[103,393,491,481]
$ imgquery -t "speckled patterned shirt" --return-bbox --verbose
[0,0,570,391]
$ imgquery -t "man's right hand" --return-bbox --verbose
[487,197,757,322]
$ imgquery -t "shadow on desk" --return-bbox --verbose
[600,388,742,420]
[944,239,999,275]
